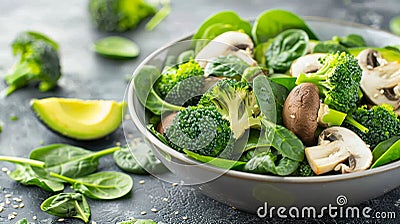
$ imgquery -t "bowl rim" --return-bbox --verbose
[127,17,400,184]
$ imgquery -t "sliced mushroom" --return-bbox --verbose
[305,127,372,175]
[283,83,320,146]
[357,49,400,114]
[195,31,257,68]
[290,53,326,77]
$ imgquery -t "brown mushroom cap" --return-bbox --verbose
[157,112,177,135]
[282,83,320,146]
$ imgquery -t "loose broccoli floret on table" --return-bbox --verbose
[89,0,156,32]
[4,31,61,96]
[164,106,233,157]
[344,104,400,149]
[295,52,362,113]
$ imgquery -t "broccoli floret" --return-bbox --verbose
[164,106,233,157]
[89,0,156,32]
[292,161,315,177]
[199,79,260,139]
[156,60,205,106]
[295,52,362,113]
[344,104,400,149]
[3,31,61,96]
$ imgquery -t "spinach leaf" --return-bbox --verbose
[254,39,273,66]
[50,171,133,200]
[92,36,140,59]
[269,75,297,92]
[242,129,271,152]
[117,218,157,224]
[204,55,249,79]
[147,124,169,145]
[177,50,195,64]
[312,41,349,54]
[113,143,167,174]
[348,47,400,62]
[390,16,400,36]
[183,149,246,170]
[241,66,268,84]
[371,137,400,168]
[134,65,184,115]
[260,118,305,162]
[192,11,252,52]
[29,144,120,180]
[253,75,289,124]
[265,29,309,73]
[40,193,90,223]
[252,9,318,44]
[244,152,299,176]
[194,23,237,52]
[332,34,366,48]
[9,164,64,192]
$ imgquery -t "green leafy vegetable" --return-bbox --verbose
[9,164,64,192]
[145,0,171,31]
[88,0,156,32]
[92,36,140,58]
[244,152,299,176]
[41,193,91,223]
[265,29,309,73]
[14,218,34,224]
[183,149,246,170]
[332,34,366,48]
[371,136,400,168]
[50,171,133,200]
[312,41,349,54]
[204,55,249,79]
[3,31,61,96]
[269,75,297,92]
[177,50,195,64]
[113,143,167,174]
[134,65,184,115]
[390,16,400,36]
[29,144,120,180]
[252,9,318,44]
[254,40,273,66]
[241,66,269,84]
[147,124,169,145]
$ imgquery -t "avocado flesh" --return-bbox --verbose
[31,98,125,140]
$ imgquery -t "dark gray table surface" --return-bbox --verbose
[0,0,399,223]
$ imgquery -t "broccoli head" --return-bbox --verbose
[156,60,205,106]
[89,0,156,32]
[292,161,315,177]
[199,79,260,139]
[295,52,362,113]
[344,104,400,149]
[4,31,61,96]
[164,106,233,157]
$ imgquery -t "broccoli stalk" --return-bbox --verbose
[295,52,362,113]
[3,32,61,96]
[199,79,260,139]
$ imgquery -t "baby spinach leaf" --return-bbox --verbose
[269,75,297,92]
[253,75,289,124]
[254,39,274,66]
[50,171,133,200]
[92,36,140,59]
[194,23,238,52]
[252,9,318,44]
[41,193,90,223]
[241,66,268,84]
[371,137,400,168]
[177,50,195,64]
[147,124,169,145]
[312,41,349,54]
[332,34,366,48]
[134,65,184,115]
[204,55,249,79]
[9,164,64,192]
[260,118,304,162]
[117,218,157,224]
[265,29,309,73]
[244,152,299,176]
[29,144,120,180]
[183,149,246,170]
[113,143,167,174]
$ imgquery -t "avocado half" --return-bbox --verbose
[31,98,126,140]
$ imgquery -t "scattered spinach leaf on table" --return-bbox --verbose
[113,143,167,174]
[92,36,140,59]
[117,217,157,224]
[41,193,91,223]
[29,144,120,180]
[50,171,133,200]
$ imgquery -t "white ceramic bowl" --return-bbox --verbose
[127,18,400,213]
